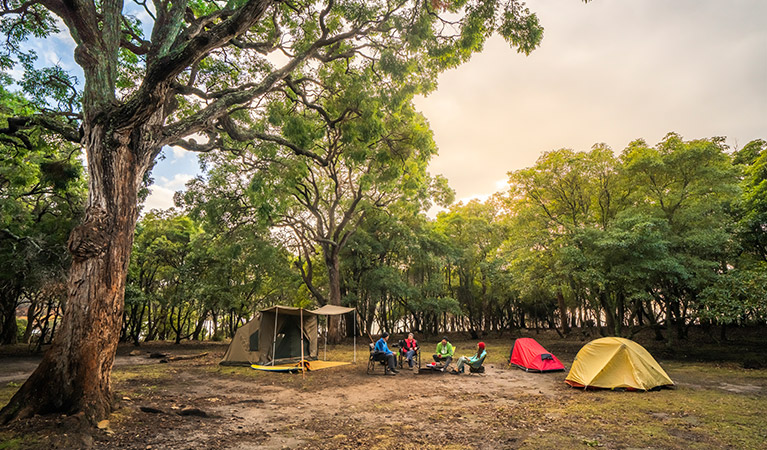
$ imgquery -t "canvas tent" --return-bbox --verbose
[509,338,565,372]
[565,337,674,390]
[220,305,356,366]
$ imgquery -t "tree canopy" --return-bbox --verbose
[2,0,761,431]
[0,0,550,425]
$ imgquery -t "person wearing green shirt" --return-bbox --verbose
[433,336,454,372]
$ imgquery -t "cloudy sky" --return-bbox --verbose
[142,0,767,210]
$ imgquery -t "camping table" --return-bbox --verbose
[417,363,447,374]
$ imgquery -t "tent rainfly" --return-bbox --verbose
[565,337,674,390]
[220,305,356,367]
[509,338,565,372]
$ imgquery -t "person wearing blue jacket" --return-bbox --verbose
[374,332,399,375]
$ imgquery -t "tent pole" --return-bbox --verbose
[300,308,305,379]
[271,308,279,366]
[324,316,327,361]
[353,310,357,364]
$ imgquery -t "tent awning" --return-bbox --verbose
[311,305,355,316]
[259,305,355,316]
[260,306,315,316]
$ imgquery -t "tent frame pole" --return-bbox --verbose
[324,318,327,361]
[353,310,356,364]
[271,309,279,366]
[300,308,305,378]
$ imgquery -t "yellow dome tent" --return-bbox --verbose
[565,337,674,390]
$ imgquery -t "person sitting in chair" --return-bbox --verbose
[433,336,454,372]
[374,332,399,375]
[452,342,487,374]
[401,332,419,369]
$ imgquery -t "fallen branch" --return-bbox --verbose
[167,352,209,361]
[177,408,208,417]
[139,406,165,414]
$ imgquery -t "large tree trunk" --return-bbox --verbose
[0,123,148,425]
[0,280,22,345]
[0,298,19,345]
[326,251,342,343]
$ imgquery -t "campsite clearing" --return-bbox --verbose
[1,330,766,449]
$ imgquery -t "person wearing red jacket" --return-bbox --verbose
[401,332,419,369]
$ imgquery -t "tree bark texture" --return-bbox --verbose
[326,251,342,343]
[0,121,150,424]
[0,0,284,423]
[0,300,19,345]
[0,279,22,345]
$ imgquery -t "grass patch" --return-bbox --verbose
[0,434,23,450]
[111,363,174,382]
[502,384,767,449]
[0,383,20,408]
[666,361,767,383]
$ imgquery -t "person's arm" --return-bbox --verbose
[470,351,486,365]
[447,344,455,357]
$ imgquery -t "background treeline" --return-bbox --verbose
[3,129,766,345]
[119,133,767,344]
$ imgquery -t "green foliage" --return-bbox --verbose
[124,208,303,342]
[20,65,80,112]
[502,134,746,336]
[699,266,767,324]
[0,0,57,72]
[735,139,767,264]
[14,319,26,342]
[0,86,85,344]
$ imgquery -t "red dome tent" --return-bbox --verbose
[509,338,565,372]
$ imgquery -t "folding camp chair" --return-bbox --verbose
[367,343,389,375]
[397,340,421,369]
[468,353,487,374]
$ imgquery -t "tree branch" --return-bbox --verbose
[0,116,81,144]
[123,0,277,127]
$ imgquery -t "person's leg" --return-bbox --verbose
[444,356,453,371]
[456,356,466,373]
[388,354,398,372]
[433,354,441,363]
[406,350,415,367]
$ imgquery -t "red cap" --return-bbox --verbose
[478,342,485,350]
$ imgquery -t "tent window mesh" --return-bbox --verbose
[249,331,259,351]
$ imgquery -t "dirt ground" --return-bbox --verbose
[2,329,767,449]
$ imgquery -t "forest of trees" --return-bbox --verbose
[121,134,767,343]
[6,129,765,348]
[0,0,764,427]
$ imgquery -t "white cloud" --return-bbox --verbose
[171,146,188,160]
[163,173,194,190]
[142,174,195,212]
[144,185,176,211]
[43,51,64,67]
[418,0,767,205]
